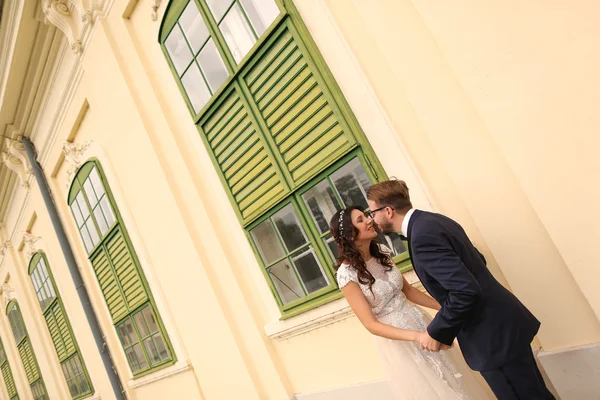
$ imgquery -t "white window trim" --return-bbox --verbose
[265,270,422,340]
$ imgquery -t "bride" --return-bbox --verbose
[331,206,493,399]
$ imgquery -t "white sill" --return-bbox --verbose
[128,360,192,389]
[265,270,423,341]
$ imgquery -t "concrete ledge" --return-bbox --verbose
[291,380,394,400]
[538,342,600,400]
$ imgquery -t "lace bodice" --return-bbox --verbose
[337,256,407,320]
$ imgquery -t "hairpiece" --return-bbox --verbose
[338,210,345,237]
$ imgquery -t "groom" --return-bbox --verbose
[367,179,554,400]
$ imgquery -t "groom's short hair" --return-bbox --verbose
[367,179,412,212]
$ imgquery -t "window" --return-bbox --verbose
[161,1,410,317]
[68,161,175,377]
[162,0,282,114]
[7,302,47,400]
[29,252,93,399]
[0,338,19,400]
[249,154,409,313]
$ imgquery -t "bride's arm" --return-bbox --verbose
[401,276,441,311]
[342,282,423,343]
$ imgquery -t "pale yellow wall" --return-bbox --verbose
[1,0,598,399]
[302,0,600,352]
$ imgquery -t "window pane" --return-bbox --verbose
[179,0,210,53]
[117,320,134,347]
[181,62,212,112]
[291,249,329,294]
[143,337,161,364]
[93,206,109,236]
[89,168,106,198]
[79,226,94,253]
[330,158,371,210]
[86,219,100,247]
[251,220,286,265]
[100,197,116,228]
[142,306,159,333]
[70,201,85,227]
[268,260,304,304]
[125,344,148,373]
[240,0,280,36]
[153,334,170,361]
[273,204,308,252]
[165,25,194,76]
[197,39,228,93]
[76,193,90,220]
[325,233,338,260]
[134,312,150,337]
[302,180,341,234]
[206,0,235,22]
[378,232,407,257]
[83,179,98,206]
[220,3,256,63]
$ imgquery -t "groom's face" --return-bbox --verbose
[367,200,396,234]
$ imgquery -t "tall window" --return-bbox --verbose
[6,302,47,400]
[29,252,93,399]
[161,0,410,316]
[68,162,175,377]
[0,338,19,400]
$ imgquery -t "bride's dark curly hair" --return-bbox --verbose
[330,206,394,292]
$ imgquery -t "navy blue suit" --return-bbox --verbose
[407,210,554,399]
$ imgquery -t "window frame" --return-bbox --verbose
[0,338,19,400]
[160,0,287,119]
[160,0,412,318]
[247,150,411,318]
[28,252,94,400]
[6,301,48,400]
[67,160,176,378]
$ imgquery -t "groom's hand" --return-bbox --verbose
[418,332,442,352]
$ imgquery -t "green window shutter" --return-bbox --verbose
[91,227,148,322]
[107,228,148,314]
[200,84,289,222]
[44,302,76,362]
[18,340,39,384]
[243,22,356,186]
[1,364,17,398]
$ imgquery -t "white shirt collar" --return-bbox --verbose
[401,208,415,237]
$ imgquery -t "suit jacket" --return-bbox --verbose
[407,210,540,371]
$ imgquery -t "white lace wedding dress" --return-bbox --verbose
[337,257,494,400]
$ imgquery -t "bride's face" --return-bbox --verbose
[351,209,378,241]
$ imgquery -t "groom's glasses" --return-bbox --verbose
[364,206,394,219]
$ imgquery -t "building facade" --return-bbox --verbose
[0,0,598,399]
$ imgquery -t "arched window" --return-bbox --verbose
[68,161,174,377]
[160,0,409,317]
[0,337,19,400]
[29,252,93,399]
[6,301,47,400]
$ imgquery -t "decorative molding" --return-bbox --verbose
[42,0,82,54]
[265,272,425,341]
[62,140,91,188]
[0,241,12,258]
[2,139,32,188]
[76,0,102,26]
[22,232,41,260]
[151,0,162,21]
[128,362,192,389]
[0,283,15,306]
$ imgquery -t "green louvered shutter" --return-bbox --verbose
[18,340,39,384]
[91,227,148,322]
[44,302,76,361]
[243,22,356,186]
[107,228,148,313]
[1,364,17,398]
[200,84,289,223]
